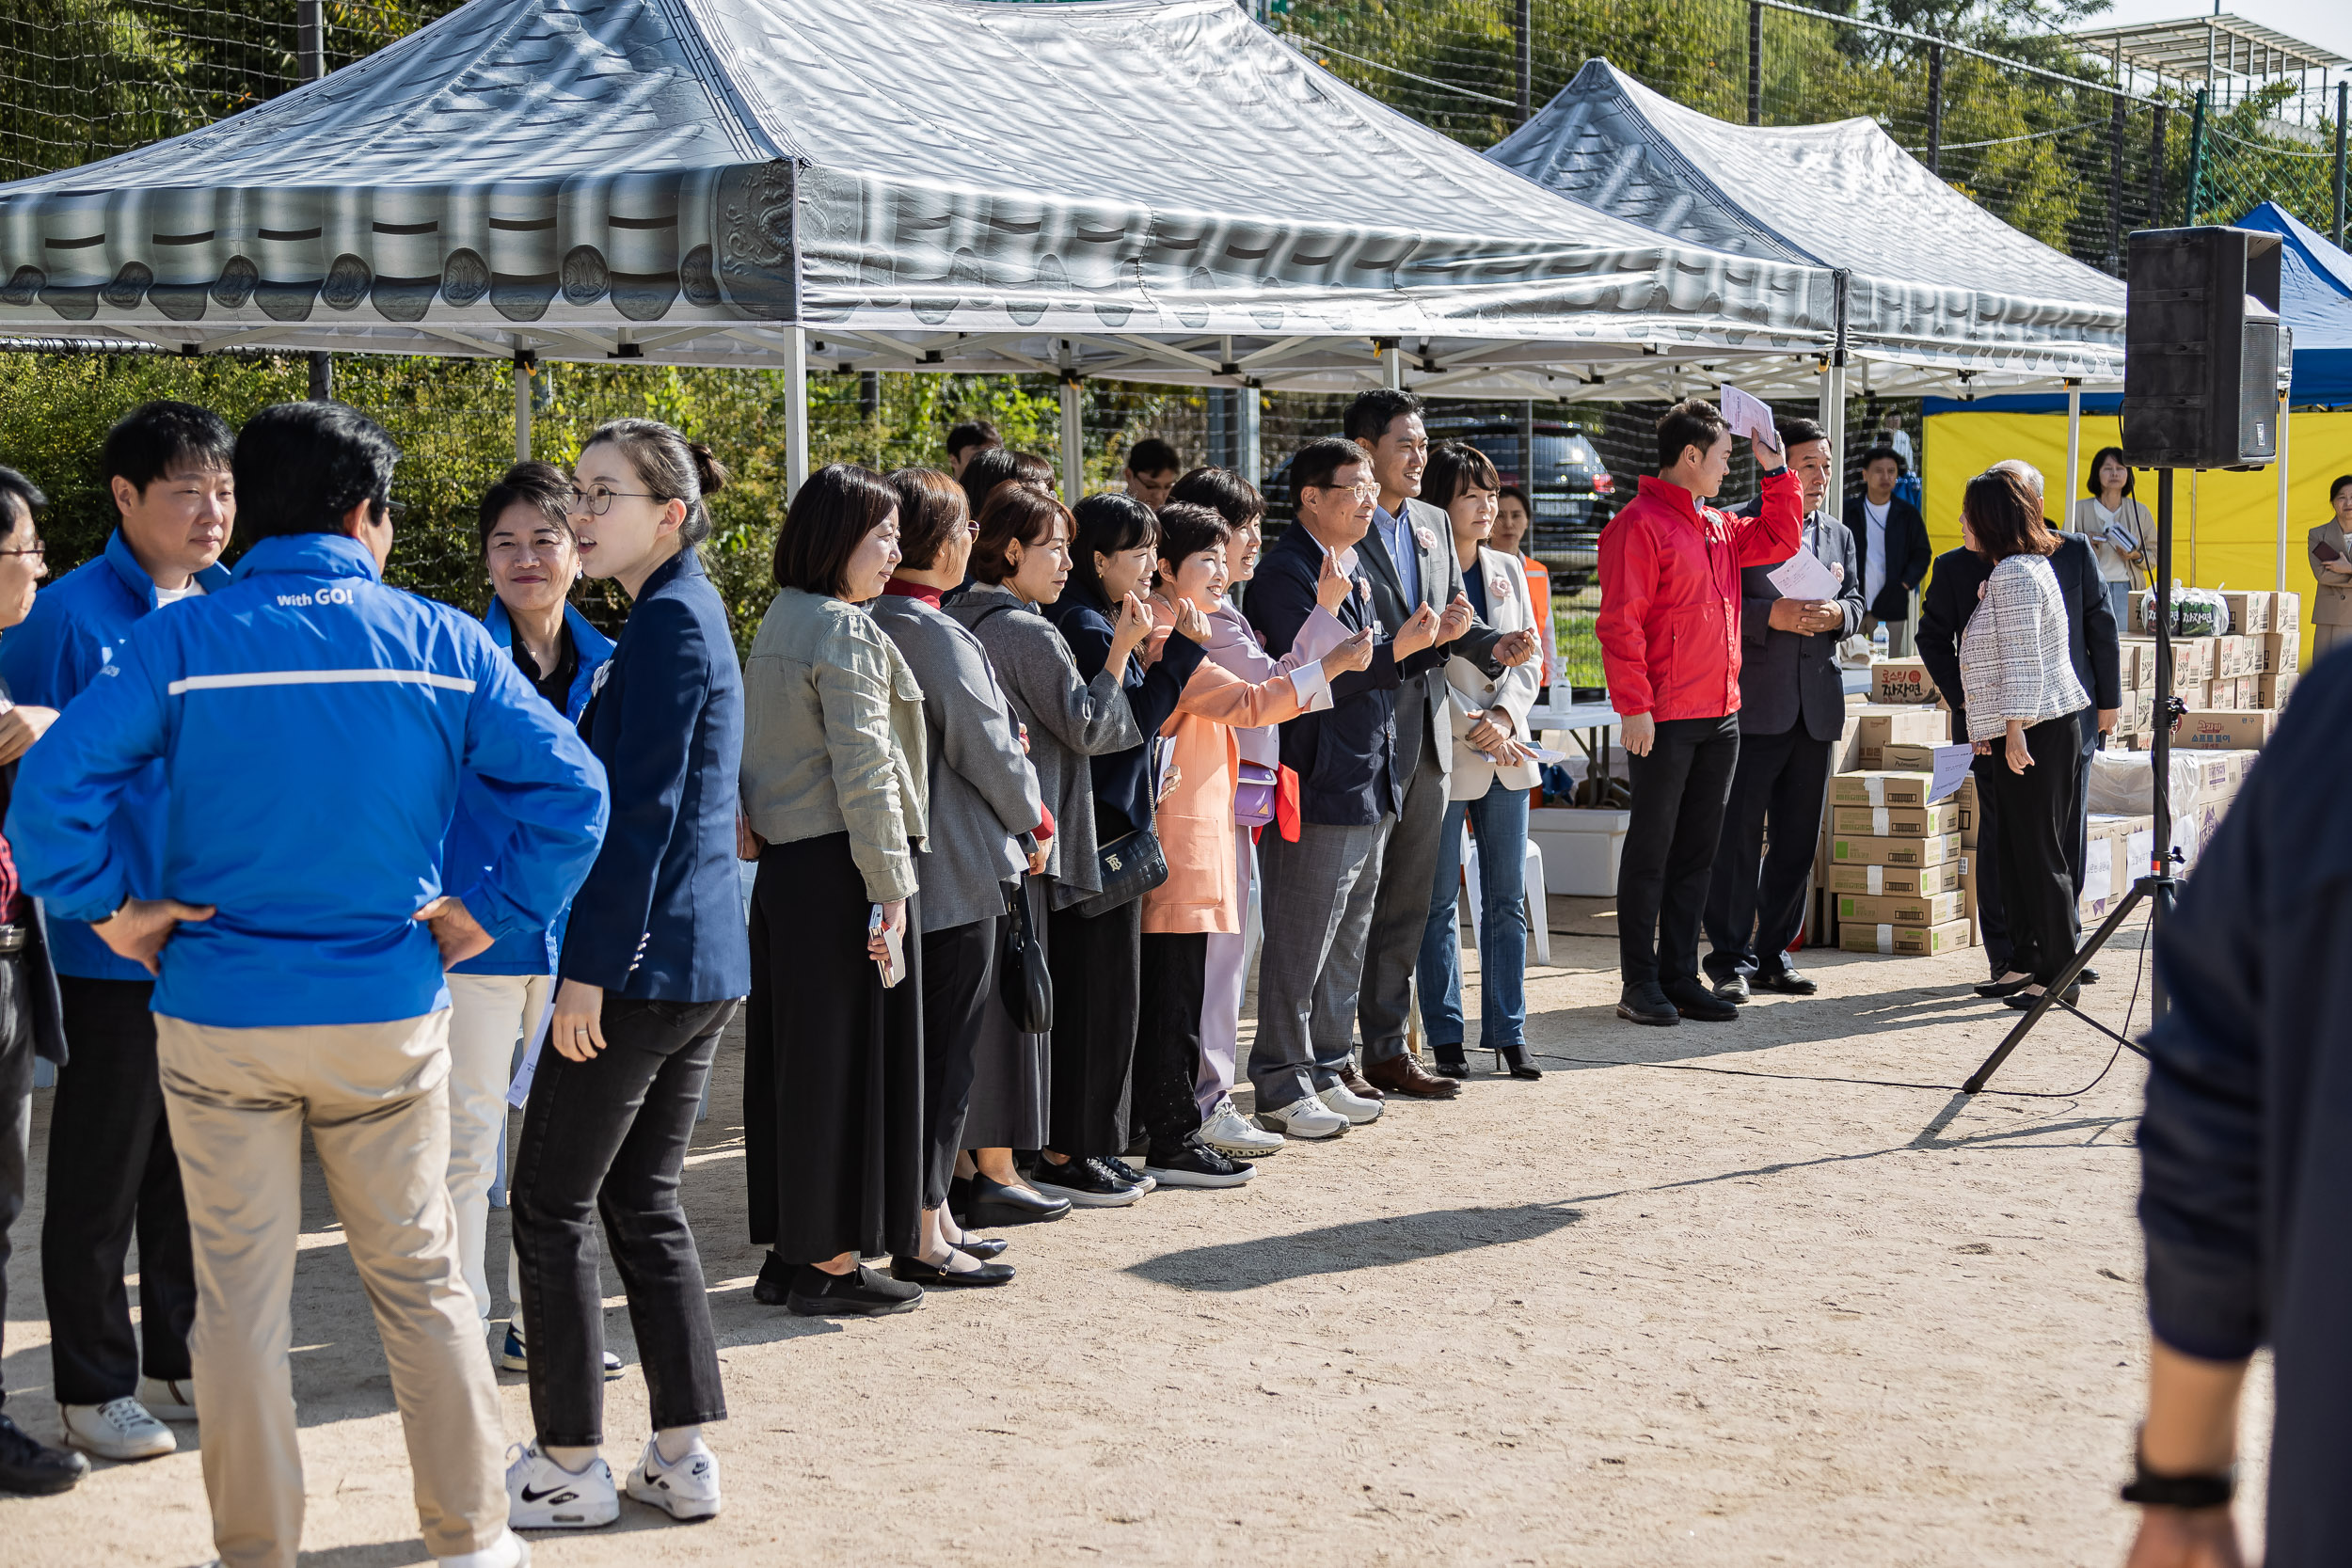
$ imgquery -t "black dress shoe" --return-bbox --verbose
[946,1235,1009,1259]
[965,1173,1073,1226]
[1432,1046,1471,1079]
[1616,981,1680,1027]
[1494,1043,1543,1081]
[2005,983,2082,1010]
[0,1413,87,1496]
[1753,965,1818,996]
[889,1252,1015,1287]
[787,1262,925,1316]
[1975,974,2037,999]
[1711,974,1752,1004]
[2077,966,2101,985]
[1663,977,1739,1022]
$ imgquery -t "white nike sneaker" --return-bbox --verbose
[60,1397,175,1461]
[505,1442,618,1530]
[1200,1096,1285,1157]
[438,1528,532,1567]
[1258,1093,1349,1140]
[137,1375,200,1423]
[626,1434,722,1521]
[1318,1082,1386,1125]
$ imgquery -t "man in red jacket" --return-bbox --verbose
[1598,398,1799,1026]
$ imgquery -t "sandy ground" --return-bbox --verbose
[0,896,2271,1566]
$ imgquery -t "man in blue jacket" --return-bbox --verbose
[0,401,231,1459]
[9,402,609,1568]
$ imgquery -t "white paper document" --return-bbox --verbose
[1720,384,1780,452]
[1765,547,1843,603]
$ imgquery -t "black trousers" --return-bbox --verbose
[1619,715,1741,986]
[2069,708,2100,895]
[42,974,196,1405]
[918,916,995,1211]
[1045,896,1142,1157]
[511,994,735,1448]
[1981,715,2084,985]
[1703,721,1834,982]
[0,954,30,1408]
[1975,708,2097,977]
[1135,933,1208,1158]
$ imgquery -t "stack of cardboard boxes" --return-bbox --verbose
[1825,760,1974,956]
[2123,588,2300,752]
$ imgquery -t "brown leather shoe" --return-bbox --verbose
[1338,1064,1385,1101]
[1364,1053,1461,1101]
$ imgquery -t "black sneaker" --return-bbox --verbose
[1143,1138,1256,1189]
[1662,977,1739,1022]
[0,1413,88,1496]
[1616,981,1680,1027]
[785,1261,925,1317]
[1029,1155,1147,1208]
[1098,1155,1158,1195]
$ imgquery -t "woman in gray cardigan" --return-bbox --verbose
[871,468,1057,1268]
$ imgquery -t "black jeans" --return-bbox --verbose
[1134,933,1208,1158]
[1044,897,1142,1157]
[511,994,736,1447]
[1982,715,2085,985]
[1619,715,1741,986]
[0,954,30,1408]
[41,975,196,1405]
[918,917,994,1211]
[1704,722,1834,983]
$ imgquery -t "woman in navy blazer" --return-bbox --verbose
[505,420,750,1532]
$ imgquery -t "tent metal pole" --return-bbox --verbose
[1241,379,1263,485]
[1383,339,1404,391]
[782,325,809,501]
[299,0,330,404]
[1822,363,1846,529]
[1059,372,1085,505]
[513,350,532,462]
[2275,386,2291,594]
[2063,381,2081,531]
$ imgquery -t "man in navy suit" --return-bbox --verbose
[1705,418,1865,1000]
[1846,445,1931,657]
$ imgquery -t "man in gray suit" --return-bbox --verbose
[1345,389,1541,1101]
[1703,417,1863,1000]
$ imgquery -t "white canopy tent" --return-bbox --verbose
[0,0,1845,491]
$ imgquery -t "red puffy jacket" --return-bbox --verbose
[1597,469,1801,721]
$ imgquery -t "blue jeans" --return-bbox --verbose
[1414,779,1531,1049]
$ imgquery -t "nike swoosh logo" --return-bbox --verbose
[517,1484,575,1504]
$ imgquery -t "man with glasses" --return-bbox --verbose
[10,401,609,1568]
[0,401,232,1464]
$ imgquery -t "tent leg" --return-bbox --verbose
[513,350,533,463]
[1821,361,1847,528]
[1241,379,1263,484]
[2275,384,2291,593]
[1059,373,1085,506]
[1385,340,1404,391]
[2063,382,2081,530]
[783,326,810,502]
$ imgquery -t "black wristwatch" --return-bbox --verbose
[2121,1449,2235,1510]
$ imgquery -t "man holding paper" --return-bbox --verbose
[1704,417,1863,1001]
[1597,396,1799,1027]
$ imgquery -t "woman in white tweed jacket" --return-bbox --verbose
[1958,467,2090,1010]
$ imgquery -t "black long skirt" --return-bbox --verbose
[743,832,924,1264]
[961,877,1052,1149]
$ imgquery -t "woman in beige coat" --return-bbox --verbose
[2310,474,2352,660]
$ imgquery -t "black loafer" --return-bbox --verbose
[1975,974,2036,999]
[786,1261,926,1316]
[1432,1049,1471,1079]
[2077,966,2101,985]
[1753,966,1818,996]
[948,1235,1009,1259]
[965,1173,1073,1226]
[889,1252,1015,1287]
[1711,974,1751,1004]
[1663,978,1739,1022]
[1616,981,1680,1027]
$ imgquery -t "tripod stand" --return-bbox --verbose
[1962,467,2184,1095]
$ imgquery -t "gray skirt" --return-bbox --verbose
[960,875,1052,1148]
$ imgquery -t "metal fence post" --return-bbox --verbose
[299,0,330,402]
[2183,87,2207,227]
[2150,103,2169,235]
[2106,90,2124,276]
[2335,80,2347,248]
[1926,44,1945,176]
[1747,1,1762,126]
[1517,0,1533,127]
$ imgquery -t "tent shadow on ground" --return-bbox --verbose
[1122,1203,1583,1294]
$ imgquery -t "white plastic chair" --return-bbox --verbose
[1459,823,1551,969]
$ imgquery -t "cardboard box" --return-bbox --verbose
[1838,917,1974,956]
[2257,630,2300,674]
[2174,709,2276,750]
[1851,705,1951,770]
[1827,861,1965,897]
[1830,832,1962,867]
[2180,637,2216,680]
[2220,591,2271,635]
[1836,890,1965,927]
[1830,802,1963,839]
[2259,670,2297,709]
[1870,657,1938,705]
[2215,635,2249,678]
[1958,773,1979,847]
[2277,591,2301,632]
[2079,830,2118,919]
[2117,638,2155,691]
[2185,752,2233,796]
[1829,770,1937,809]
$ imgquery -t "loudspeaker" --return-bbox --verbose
[2122,227,2288,470]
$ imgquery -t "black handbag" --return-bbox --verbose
[1070,825,1168,918]
[1000,874,1054,1034]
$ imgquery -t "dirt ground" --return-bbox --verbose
[1,896,2270,1566]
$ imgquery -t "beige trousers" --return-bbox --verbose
[154,1008,506,1568]
[2314,620,2352,661]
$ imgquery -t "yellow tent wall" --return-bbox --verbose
[1923,410,2352,666]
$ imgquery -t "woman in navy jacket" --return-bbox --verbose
[506,420,750,1532]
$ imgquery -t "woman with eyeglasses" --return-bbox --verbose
[505,420,749,1533]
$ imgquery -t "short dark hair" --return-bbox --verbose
[0,466,45,539]
[1963,467,2056,562]
[1343,388,1423,445]
[1125,436,1181,477]
[103,400,235,497]
[1861,444,1906,475]
[946,420,1000,460]
[2334,473,2352,504]
[1168,467,1265,531]
[1010,451,1057,491]
[1066,492,1158,610]
[2083,446,2133,498]
[888,467,970,573]
[1422,440,1501,512]
[1154,502,1232,573]
[1290,436,1370,498]
[1656,400,1728,472]
[476,461,575,556]
[232,403,400,542]
[1778,416,1827,450]
[969,483,1071,586]
[582,418,727,547]
[958,447,1025,522]
[773,463,898,596]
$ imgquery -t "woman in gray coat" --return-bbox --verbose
[871,469,1052,1276]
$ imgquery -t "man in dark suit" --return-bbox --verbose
[1847,445,1931,657]
[1342,389,1539,1101]
[1704,419,1865,1000]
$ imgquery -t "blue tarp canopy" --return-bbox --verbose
[2233,202,2352,407]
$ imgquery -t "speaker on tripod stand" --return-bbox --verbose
[1963,225,2290,1094]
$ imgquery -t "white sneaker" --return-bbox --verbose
[505,1442,618,1529]
[438,1528,532,1567]
[136,1375,199,1423]
[1318,1082,1386,1125]
[1258,1093,1350,1140]
[60,1397,175,1461]
[1200,1097,1285,1158]
[626,1434,722,1521]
